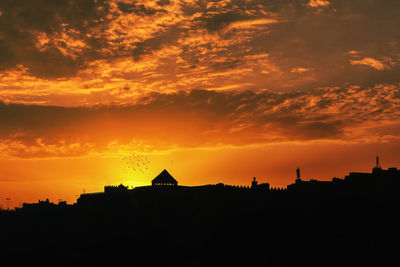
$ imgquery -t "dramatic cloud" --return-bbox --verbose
[0,0,399,159]
[291,68,311,74]
[307,0,331,8]
[0,0,112,78]
[0,1,399,159]
[350,57,387,71]
[0,0,399,104]
[1,85,399,158]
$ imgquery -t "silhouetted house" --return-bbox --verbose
[152,169,178,186]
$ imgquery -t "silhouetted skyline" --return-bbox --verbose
[2,157,396,211]
[2,158,400,266]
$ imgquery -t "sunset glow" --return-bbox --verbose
[1,0,400,208]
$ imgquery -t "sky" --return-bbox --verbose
[1,0,400,208]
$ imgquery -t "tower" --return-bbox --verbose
[295,167,302,183]
[373,155,382,173]
[251,177,258,188]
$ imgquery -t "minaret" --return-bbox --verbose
[295,167,302,183]
[373,155,382,173]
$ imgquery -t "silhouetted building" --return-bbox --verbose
[287,158,400,196]
[73,156,400,211]
[58,200,67,207]
[105,184,128,193]
[19,198,72,212]
[251,177,270,191]
[344,161,400,196]
[152,169,178,186]
[76,170,276,209]
[23,198,54,208]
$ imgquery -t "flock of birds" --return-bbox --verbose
[122,153,151,178]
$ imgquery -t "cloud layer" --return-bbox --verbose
[1,0,400,158]
[1,84,399,158]
[0,0,400,106]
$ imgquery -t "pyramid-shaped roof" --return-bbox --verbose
[152,169,178,185]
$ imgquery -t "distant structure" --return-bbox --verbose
[373,155,381,171]
[251,177,258,188]
[75,170,273,208]
[105,184,128,193]
[288,157,400,195]
[295,167,302,184]
[344,157,400,194]
[20,156,400,211]
[251,177,270,191]
[151,169,178,186]
[20,198,71,211]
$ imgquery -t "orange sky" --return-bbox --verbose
[1,0,400,208]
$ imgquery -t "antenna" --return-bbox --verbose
[5,198,11,210]
[376,155,381,168]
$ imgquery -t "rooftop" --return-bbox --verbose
[152,169,178,186]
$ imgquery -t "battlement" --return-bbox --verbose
[104,184,128,193]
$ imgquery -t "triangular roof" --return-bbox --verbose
[152,169,178,184]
